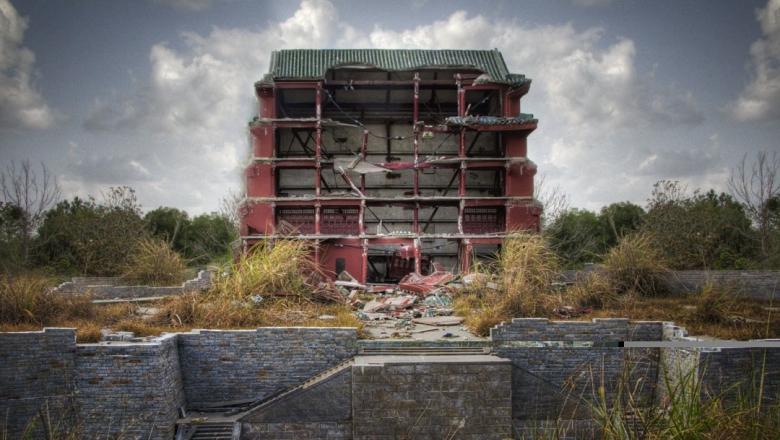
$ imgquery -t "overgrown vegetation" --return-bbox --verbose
[0,274,136,342]
[148,239,362,332]
[455,232,560,335]
[600,231,668,297]
[0,240,362,340]
[588,360,780,439]
[210,239,318,300]
[455,231,778,339]
[121,238,187,286]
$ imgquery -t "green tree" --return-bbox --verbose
[0,161,60,267]
[185,212,237,264]
[599,202,645,248]
[144,207,191,254]
[0,202,26,272]
[545,209,606,268]
[144,207,236,265]
[35,187,147,275]
[642,181,755,269]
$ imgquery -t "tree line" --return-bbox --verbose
[0,161,238,276]
[543,152,780,270]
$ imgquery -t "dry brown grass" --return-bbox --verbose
[564,272,617,309]
[121,238,187,286]
[455,232,560,335]
[601,231,669,297]
[149,293,362,334]
[1,241,364,342]
[211,239,319,300]
[0,274,97,325]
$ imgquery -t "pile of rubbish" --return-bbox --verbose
[319,266,488,338]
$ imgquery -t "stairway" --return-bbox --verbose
[186,422,237,440]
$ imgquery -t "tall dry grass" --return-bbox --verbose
[0,274,94,325]
[210,239,318,300]
[147,238,363,333]
[589,360,780,440]
[0,273,143,342]
[600,231,669,297]
[456,232,559,335]
[121,238,187,286]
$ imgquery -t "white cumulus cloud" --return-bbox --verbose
[0,0,54,131]
[733,0,780,121]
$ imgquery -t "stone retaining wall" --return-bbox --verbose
[75,334,185,440]
[0,328,77,439]
[492,319,661,438]
[352,357,513,440]
[3,322,780,439]
[177,328,358,408]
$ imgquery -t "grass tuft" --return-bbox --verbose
[210,239,319,300]
[121,238,187,286]
[456,232,559,335]
[601,231,669,297]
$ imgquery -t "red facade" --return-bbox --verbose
[240,50,541,284]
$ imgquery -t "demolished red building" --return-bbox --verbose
[240,49,540,284]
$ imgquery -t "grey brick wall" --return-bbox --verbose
[0,328,77,439]
[352,359,513,440]
[563,269,780,300]
[664,270,780,300]
[491,319,660,426]
[74,334,185,440]
[699,347,780,405]
[177,328,358,408]
[240,368,353,439]
[491,317,663,342]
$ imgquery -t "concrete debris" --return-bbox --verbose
[399,270,455,294]
[552,306,592,319]
[351,269,500,339]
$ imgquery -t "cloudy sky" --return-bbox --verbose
[1,0,779,214]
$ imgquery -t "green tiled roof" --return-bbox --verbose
[264,49,528,85]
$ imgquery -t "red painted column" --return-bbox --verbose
[413,73,420,197]
[360,130,368,192]
[361,239,368,283]
[414,238,422,274]
[315,83,322,197]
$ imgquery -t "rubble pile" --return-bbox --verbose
[325,269,474,339]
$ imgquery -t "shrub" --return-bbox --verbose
[601,231,669,297]
[121,238,187,286]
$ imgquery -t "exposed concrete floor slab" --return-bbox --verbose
[363,319,483,340]
[354,354,508,365]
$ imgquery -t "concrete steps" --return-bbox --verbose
[186,422,237,440]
